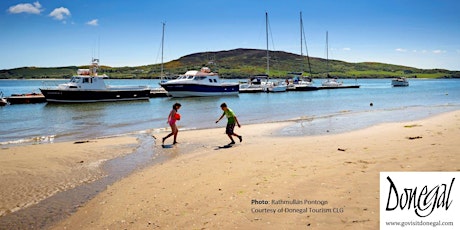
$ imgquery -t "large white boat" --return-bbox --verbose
[391,77,409,87]
[159,67,239,97]
[40,59,151,103]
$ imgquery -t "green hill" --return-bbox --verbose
[1,48,458,79]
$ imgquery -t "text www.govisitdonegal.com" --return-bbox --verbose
[385,220,454,228]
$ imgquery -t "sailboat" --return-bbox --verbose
[151,22,170,97]
[263,12,287,93]
[321,31,360,89]
[287,12,316,91]
[240,12,287,93]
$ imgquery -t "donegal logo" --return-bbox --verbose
[380,172,459,229]
[385,176,454,217]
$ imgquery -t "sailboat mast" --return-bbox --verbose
[300,12,303,58]
[326,31,329,76]
[300,12,312,77]
[265,12,269,76]
[160,22,165,78]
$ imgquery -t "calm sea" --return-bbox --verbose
[1,78,460,145]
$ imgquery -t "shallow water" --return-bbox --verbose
[1,78,459,145]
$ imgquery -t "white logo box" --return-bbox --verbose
[380,172,459,230]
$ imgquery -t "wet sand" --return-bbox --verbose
[1,110,459,229]
[0,136,138,218]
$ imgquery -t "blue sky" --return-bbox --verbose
[1,0,459,70]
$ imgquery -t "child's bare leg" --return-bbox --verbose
[173,128,179,144]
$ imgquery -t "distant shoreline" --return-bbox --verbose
[2,49,459,79]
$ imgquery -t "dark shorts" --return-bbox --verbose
[226,123,235,135]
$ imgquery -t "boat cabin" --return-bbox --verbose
[173,67,222,85]
[58,72,108,90]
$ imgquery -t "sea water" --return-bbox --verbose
[1,78,460,145]
[1,78,460,228]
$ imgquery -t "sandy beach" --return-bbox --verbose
[0,136,139,218]
[1,110,459,229]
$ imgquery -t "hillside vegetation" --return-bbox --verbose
[1,48,458,79]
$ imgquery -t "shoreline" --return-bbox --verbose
[2,103,459,147]
[1,109,459,229]
[0,136,140,217]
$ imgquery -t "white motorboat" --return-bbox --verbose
[159,67,239,97]
[40,59,151,103]
[391,77,409,87]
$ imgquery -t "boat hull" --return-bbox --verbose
[391,81,409,87]
[286,85,318,91]
[318,85,360,90]
[40,89,151,103]
[160,83,239,97]
[6,94,46,104]
[0,98,7,106]
[239,87,265,93]
[268,86,287,93]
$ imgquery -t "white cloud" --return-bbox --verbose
[86,19,99,26]
[432,50,446,54]
[342,48,351,51]
[395,48,407,52]
[49,7,70,20]
[8,1,43,14]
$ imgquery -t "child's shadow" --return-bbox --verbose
[161,144,174,149]
[214,144,234,150]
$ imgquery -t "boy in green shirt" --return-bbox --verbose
[215,103,243,145]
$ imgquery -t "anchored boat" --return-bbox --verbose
[40,59,151,103]
[159,67,239,97]
[391,77,409,87]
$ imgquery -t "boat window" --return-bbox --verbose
[83,78,89,83]
[70,77,79,83]
[192,76,204,81]
[209,79,212,83]
[213,79,217,83]
[187,76,194,80]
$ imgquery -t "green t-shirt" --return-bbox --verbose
[223,108,236,124]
